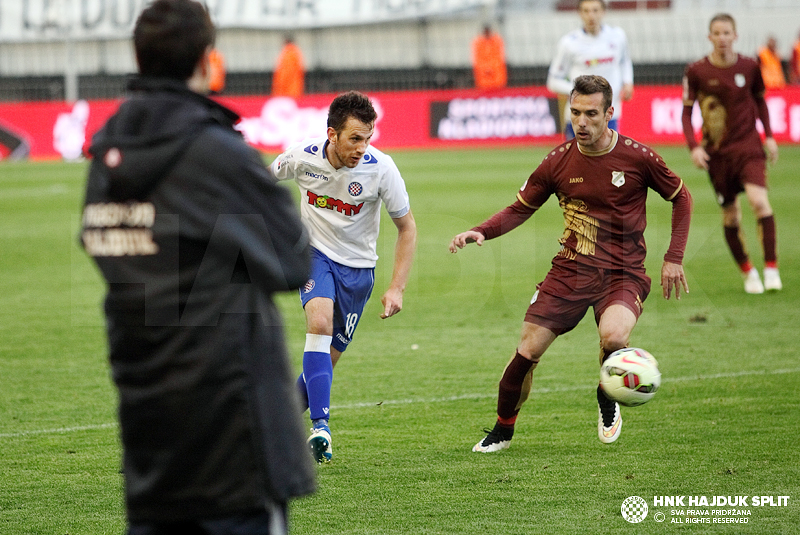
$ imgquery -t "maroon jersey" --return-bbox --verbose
[515,132,685,271]
[683,54,766,157]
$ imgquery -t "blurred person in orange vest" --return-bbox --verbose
[272,36,305,99]
[757,35,786,89]
[472,24,507,90]
[790,30,800,84]
[208,48,226,94]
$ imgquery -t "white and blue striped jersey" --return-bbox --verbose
[271,137,410,269]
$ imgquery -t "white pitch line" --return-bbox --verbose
[0,422,118,439]
[2,367,799,439]
[332,366,800,410]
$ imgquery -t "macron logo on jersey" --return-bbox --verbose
[307,191,364,216]
[305,171,329,181]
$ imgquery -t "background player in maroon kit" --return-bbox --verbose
[450,75,692,451]
[682,13,781,294]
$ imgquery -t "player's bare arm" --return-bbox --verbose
[381,210,417,319]
[661,261,689,300]
[449,230,485,253]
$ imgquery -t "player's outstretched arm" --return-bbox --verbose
[449,200,534,253]
[449,230,485,253]
[381,211,417,319]
[661,261,689,300]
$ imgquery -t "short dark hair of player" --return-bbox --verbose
[327,91,378,133]
[709,13,736,32]
[578,0,606,9]
[133,0,215,81]
[571,75,613,112]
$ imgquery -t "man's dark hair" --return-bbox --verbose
[570,74,613,112]
[578,0,606,9]
[134,0,215,80]
[709,13,736,32]
[327,91,378,132]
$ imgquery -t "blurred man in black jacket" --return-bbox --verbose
[80,1,315,533]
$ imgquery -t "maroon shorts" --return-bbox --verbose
[707,151,767,207]
[525,259,651,336]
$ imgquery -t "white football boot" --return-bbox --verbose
[308,421,332,463]
[743,267,765,294]
[598,386,622,444]
[763,267,782,291]
[472,422,513,453]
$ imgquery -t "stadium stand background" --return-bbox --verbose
[0,0,797,102]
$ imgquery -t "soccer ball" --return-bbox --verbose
[599,348,661,407]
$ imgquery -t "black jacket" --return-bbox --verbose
[81,77,315,522]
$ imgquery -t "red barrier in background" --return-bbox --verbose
[1,85,799,161]
[622,85,800,146]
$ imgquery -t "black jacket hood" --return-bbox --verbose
[88,77,240,200]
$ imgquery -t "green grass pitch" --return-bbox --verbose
[1,145,798,534]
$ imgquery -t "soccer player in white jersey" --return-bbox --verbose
[547,0,633,138]
[271,91,417,463]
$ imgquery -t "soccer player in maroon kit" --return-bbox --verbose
[450,75,692,450]
[682,13,781,294]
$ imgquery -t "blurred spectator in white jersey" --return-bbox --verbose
[53,100,89,161]
[547,0,633,138]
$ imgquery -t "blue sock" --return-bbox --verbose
[312,418,329,430]
[296,373,309,412]
[303,334,333,422]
